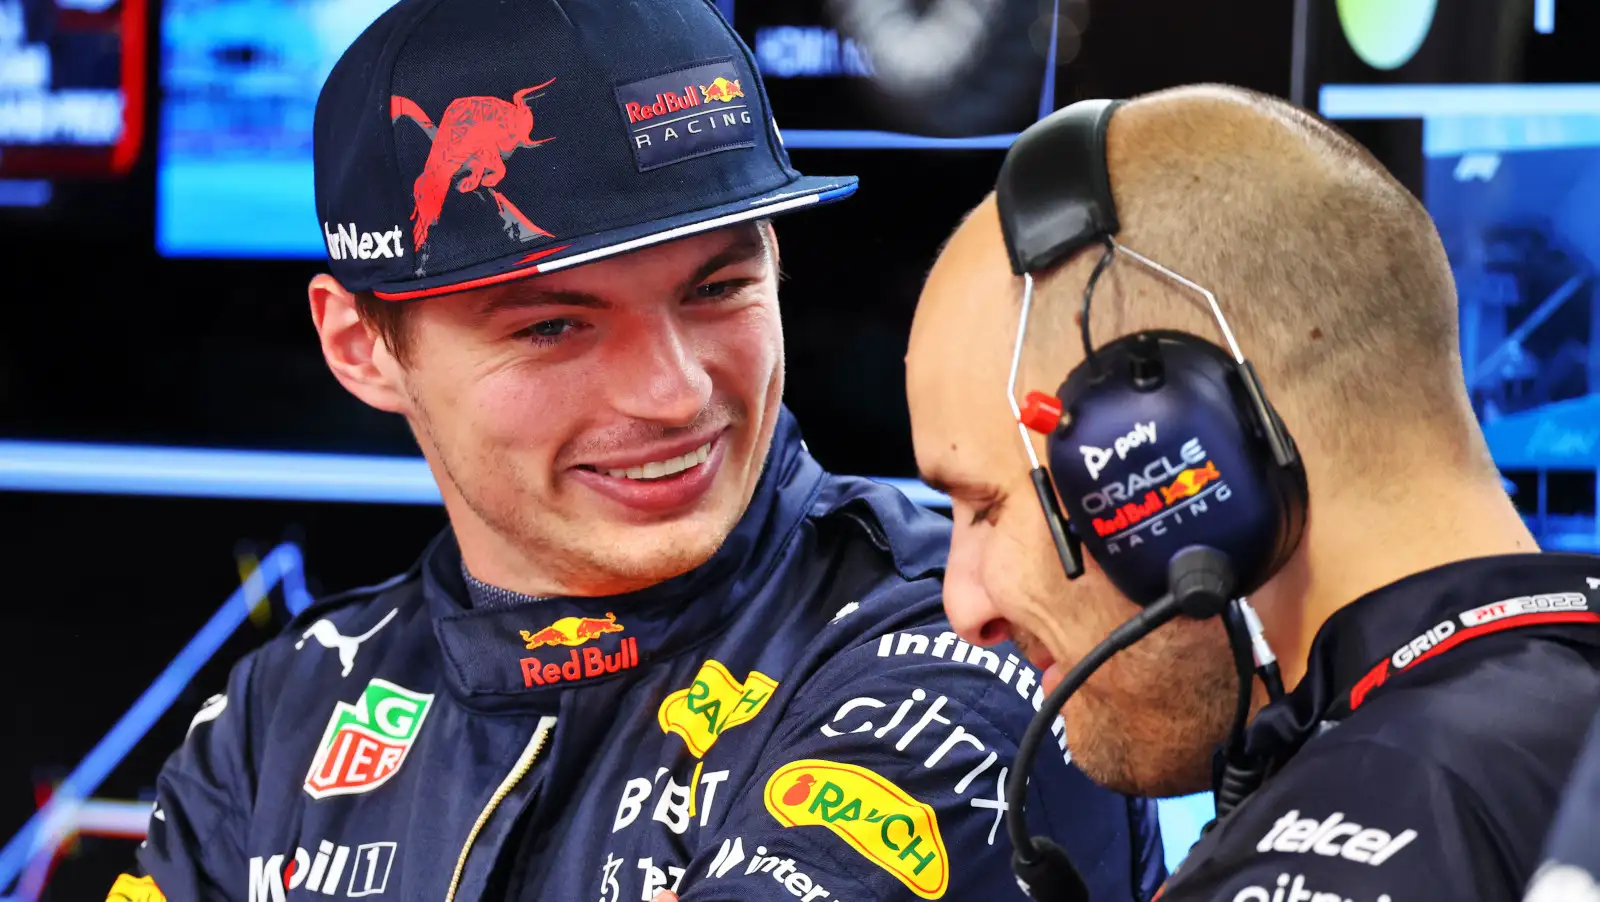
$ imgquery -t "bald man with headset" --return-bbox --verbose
[901,84,1600,901]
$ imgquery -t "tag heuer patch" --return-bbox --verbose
[303,678,433,800]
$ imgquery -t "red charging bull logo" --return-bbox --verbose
[390,78,559,253]
[518,612,638,687]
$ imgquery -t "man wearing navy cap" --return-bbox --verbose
[105,1,1165,900]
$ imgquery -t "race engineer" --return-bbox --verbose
[102,1,1168,901]
[903,83,1600,901]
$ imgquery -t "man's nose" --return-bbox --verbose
[942,531,1011,647]
[610,320,713,425]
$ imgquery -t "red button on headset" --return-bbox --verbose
[1019,391,1063,434]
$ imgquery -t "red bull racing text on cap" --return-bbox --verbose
[615,60,754,172]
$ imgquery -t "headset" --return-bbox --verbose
[991,98,1309,900]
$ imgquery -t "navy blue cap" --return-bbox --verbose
[313,0,856,301]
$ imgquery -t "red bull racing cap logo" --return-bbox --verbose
[614,59,756,172]
[519,612,640,687]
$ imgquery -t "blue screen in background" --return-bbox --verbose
[156,0,391,256]
[1157,793,1215,873]
[1321,85,1600,554]
[1424,110,1600,552]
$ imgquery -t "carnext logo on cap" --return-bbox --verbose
[323,222,405,261]
[614,58,756,172]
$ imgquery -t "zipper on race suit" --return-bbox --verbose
[444,715,558,902]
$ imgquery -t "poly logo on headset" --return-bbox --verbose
[1079,421,1158,480]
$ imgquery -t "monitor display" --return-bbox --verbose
[0,0,145,181]
[1303,0,1599,553]
[1313,92,1599,550]
[155,0,393,257]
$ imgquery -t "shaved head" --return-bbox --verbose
[909,84,1527,797]
[1057,84,1488,480]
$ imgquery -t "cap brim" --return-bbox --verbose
[370,175,857,301]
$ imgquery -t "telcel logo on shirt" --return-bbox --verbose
[1256,809,1417,866]
[658,660,778,757]
[303,678,433,800]
[764,759,948,899]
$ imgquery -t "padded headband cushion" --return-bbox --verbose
[996,98,1124,276]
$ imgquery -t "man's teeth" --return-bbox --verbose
[605,443,711,480]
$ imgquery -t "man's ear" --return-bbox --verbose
[308,274,410,414]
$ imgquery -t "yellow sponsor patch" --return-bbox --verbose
[764,759,949,899]
[106,874,167,902]
[658,660,778,757]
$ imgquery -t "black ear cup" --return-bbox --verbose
[1043,332,1307,606]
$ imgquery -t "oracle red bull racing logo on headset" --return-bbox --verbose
[1078,436,1232,551]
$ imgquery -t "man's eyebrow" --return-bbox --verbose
[470,226,770,323]
[687,225,770,288]
[472,288,610,323]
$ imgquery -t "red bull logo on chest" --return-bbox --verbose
[518,612,640,687]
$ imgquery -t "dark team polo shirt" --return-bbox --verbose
[1158,553,1600,902]
[1524,703,1600,901]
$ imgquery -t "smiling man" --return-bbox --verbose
[104,1,1165,901]
[906,85,1600,902]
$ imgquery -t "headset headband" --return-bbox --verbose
[996,99,1125,275]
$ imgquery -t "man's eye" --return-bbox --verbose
[694,279,752,301]
[969,504,996,527]
[516,318,582,346]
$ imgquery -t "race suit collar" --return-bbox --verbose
[1243,553,1600,770]
[422,405,824,711]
